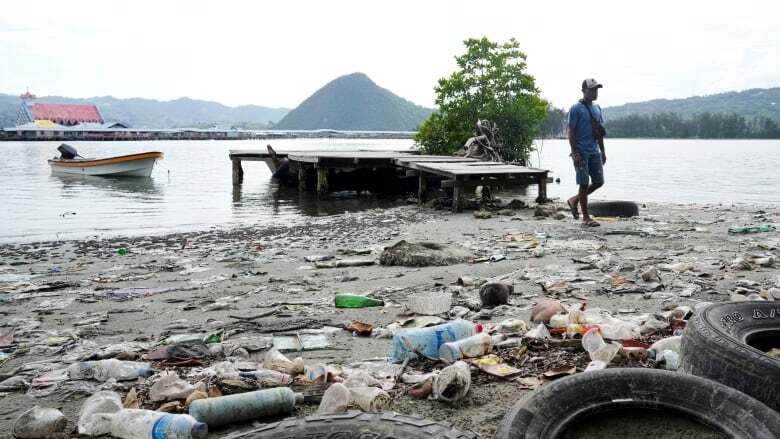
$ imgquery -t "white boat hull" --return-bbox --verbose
[50,158,157,177]
[49,151,162,178]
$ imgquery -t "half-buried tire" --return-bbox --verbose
[587,200,639,217]
[494,368,780,439]
[680,301,780,411]
[230,411,476,439]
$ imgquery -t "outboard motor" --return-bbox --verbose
[57,143,79,159]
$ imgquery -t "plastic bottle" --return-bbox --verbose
[582,328,621,363]
[67,359,153,382]
[661,350,680,370]
[108,410,206,439]
[189,387,302,427]
[334,294,384,308]
[389,320,478,363]
[439,333,507,363]
[219,369,291,387]
[648,336,682,360]
[318,382,351,415]
[13,406,67,439]
[78,391,123,435]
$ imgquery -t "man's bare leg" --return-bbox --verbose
[569,183,602,217]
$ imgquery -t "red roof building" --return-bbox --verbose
[29,103,103,125]
[16,92,104,126]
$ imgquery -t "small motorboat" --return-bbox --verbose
[49,144,163,177]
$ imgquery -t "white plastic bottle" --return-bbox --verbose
[109,409,207,439]
[438,333,506,363]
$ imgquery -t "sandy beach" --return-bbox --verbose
[1,200,778,438]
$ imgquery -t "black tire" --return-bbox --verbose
[587,201,639,217]
[494,368,780,439]
[680,301,780,411]
[231,411,476,439]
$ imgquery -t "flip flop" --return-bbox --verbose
[582,219,601,227]
[567,199,580,219]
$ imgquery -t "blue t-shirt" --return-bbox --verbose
[567,101,604,154]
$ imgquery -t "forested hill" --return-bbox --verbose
[605,87,780,122]
[0,93,289,129]
[274,73,433,131]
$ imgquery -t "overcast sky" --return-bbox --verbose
[2,0,778,110]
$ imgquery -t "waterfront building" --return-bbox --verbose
[16,91,104,126]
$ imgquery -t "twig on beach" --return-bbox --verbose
[228,308,278,321]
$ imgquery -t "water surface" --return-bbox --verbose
[1,138,778,243]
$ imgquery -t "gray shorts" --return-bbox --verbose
[575,151,604,186]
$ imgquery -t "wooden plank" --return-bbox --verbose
[414,162,547,178]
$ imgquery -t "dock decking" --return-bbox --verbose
[229,149,548,211]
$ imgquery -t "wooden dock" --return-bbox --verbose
[229,149,548,211]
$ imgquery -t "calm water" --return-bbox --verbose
[1,138,778,243]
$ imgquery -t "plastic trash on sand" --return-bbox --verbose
[432,361,471,403]
[525,323,551,339]
[349,386,391,412]
[389,320,476,363]
[407,292,452,315]
[13,406,67,439]
[263,349,305,375]
[648,336,682,360]
[108,409,206,439]
[149,371,196,402]
[78,391,123,435]
[581,327,621,363]
[189,387,301,427]
[438,333,507,363]
[318,382,351,415]
[272,333,332,351]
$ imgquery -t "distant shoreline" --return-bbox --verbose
[0,128,417,142]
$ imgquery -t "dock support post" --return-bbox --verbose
[232,159,244,186]
[535,172,548,203]
[418,172,427,204]
[317,168,328,197]
[298,166,307,191]
[452,178,462,212]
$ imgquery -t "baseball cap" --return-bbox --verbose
[582,78,603,90]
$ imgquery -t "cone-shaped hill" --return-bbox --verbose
[274,73,432,131]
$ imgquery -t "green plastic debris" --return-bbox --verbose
[116,247,128,255]
[334,294,384,308]
[727,225,776,235]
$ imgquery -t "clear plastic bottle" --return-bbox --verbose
[438,333,507,363]
[189,387,302,427]
[390,320,477,363]
[67,359,153,382]
[78,391,123,435]
[108,410,207,439]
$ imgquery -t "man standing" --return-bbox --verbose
[566,78,606,227]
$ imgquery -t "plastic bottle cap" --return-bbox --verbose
[475,323,484,333]
[190,422,208,439]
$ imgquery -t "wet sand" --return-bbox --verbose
[0,201,778,438]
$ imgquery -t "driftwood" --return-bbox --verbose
[462,120,507,162]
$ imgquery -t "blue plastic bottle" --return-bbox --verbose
[389,320,477,363]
